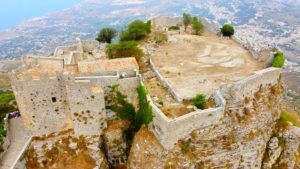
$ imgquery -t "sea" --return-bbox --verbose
[0,0,82,30]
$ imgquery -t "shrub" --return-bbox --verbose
[272,51,285,68]
[168,26,180,31]
[193,94,206,109]
[135,84,153,128]
[120,20,151,41]
[108,85,135,121]
[106,41,144,61]
[0,91,17,151]
[96,27,117,43]
[280,110,300,127]
[146,20,152,34]
[183,13,192,31]
[192,16,204,35]
[152,31,168,44]
[221,24,235,37]
[108,84,153,144]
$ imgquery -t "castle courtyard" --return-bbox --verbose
[151,30,264,98]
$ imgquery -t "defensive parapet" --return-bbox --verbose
[148,67,282,150]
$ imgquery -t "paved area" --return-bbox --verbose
[0,117,31,169]
[151,30,263,98]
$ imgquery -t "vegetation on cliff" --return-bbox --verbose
[192,16,204,35]
[193,94,206,109]
[280,110,300,127]
[183,13,192,31]
[221,24,235,37]
[106,41,144,61]
[0,91,17,152]
[120,20,151,41]
[168,25,180,31]
[272,51,285,68]
[96,27,117,43]
[108,84,153,143]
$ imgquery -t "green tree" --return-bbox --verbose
[135,84,153,127]
[106,41,144,61]
[108,83,153,143]
[96,27,117,43]
[192,16,204,35]
[146,20,152,34]
[193,94,206,109]
[108,85,135,121]
[272,51,285,68]
[168,25,180,31]
[120,20,150,41]
[221,24,235,37]
[183,13,192,32]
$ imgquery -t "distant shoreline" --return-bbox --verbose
[0,0,82,31]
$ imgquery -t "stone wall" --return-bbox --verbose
[53,45,77,58]
[147,80,226,149]
[81,40,99,53]
[149,57,181,102]
[148,67,281,150]
[0,115,10,159]
[151,16,183,31]
[10,73,73,135]
[66,78,107,136]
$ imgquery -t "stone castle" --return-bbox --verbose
[10,39,140,136]
[5,16,299,169]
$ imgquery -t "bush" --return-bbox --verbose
[193,94,206,109]
[272,51,285,68]
[120,20,151,41]
[168,26,180,31]
[96,27,117,43]
[183,13,192,31]
[152,31,168,44]
[135,84,153,128]
[108,84,153,143]
[108,85,135,121]
[106,41,144,61]
[192,16,204,35]
[221,24,235,37]
[0,91,17,152]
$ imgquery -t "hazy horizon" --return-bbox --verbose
[0,0,82,30]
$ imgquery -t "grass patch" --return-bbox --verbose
[280,110,300,127]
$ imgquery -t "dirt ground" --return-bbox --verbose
[151,30,263,98]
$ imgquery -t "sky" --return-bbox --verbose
[0,0,83,30]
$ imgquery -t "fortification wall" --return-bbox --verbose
[53,45,77,58]
[221,67,282,104]
[81,40,99,53]
[80,76,140,105]
[152,16,183,30]
[66,78,106,136]
[0,115,10,159]
[149,57,181,102]
[149,91,225,150]
[10,74,73,135]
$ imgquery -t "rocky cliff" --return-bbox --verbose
[127,78,300,169]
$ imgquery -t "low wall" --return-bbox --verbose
[143,72,226,149]
[10,137,33,169]
[225,67,282,102]
[149,57,182,102]
[147,67,281,150]
[53,45,77,58]
[0,115,10,159]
